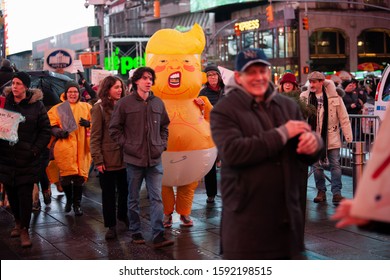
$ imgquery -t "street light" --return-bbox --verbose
[84,0,113,67]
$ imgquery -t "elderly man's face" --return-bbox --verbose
[235,64,270,99]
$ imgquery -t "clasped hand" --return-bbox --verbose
[284,120,319,155]
[79,117,90,128]
[55,130,69,139]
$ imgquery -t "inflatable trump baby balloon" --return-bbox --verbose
[146,23,217,226]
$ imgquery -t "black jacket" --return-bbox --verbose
[0,88,51,186]
[198,83,224,106]
[343,90,363,114]
[210,80,322,259]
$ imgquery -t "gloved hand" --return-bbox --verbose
[77,70,85,81]
[52,127,69,139]
[79,117,90,128]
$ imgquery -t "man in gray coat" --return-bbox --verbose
[210,48,323,259]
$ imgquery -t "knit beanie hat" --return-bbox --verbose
[280,73,298,87]
[13,71,31,88]
[204,65,221,75]
[64,80,80,93]
[63,80,81,101]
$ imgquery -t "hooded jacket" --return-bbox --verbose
[301,79,353,150]
[210,77,323,259]
[0,87,51,186]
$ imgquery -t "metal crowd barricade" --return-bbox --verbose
[340,114,381,173]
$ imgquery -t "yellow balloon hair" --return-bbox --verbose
[146,23,205,55]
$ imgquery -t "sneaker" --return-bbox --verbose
[163,214,173,228]
[153,232,174,249]
[43,190,52,205]
[131,233,145,244]
[105,227,117,240]
[332,193,345,204]
[32,200,41,211]
[73,206,83,216]
[313,191,326,203]
[180,215,193,227]
[206,196,215,203]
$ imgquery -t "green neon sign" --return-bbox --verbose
[104,47,146,75]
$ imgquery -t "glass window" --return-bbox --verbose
[243,31,255,49]
[358,31,386,54]
[383,82,390,102]
[317,32,337,54]
[285,27,297,58]
[309,30,346,55]
[260,30,273,58]
[278,31,285,58]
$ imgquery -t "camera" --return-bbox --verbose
[84,1,89,8]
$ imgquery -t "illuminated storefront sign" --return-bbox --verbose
[235,19,260,32]
[104,47,146,75]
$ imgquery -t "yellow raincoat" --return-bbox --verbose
[47,101,92,181]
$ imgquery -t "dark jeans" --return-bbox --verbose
[205,160,217,197]
[4,183,34,229]
[99,168,128,228]
[39,147,50,192]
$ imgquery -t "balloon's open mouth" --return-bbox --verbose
[169,71,181,88]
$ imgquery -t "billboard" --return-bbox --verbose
[191,0,259,12]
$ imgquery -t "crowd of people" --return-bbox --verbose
[0,53,387,256]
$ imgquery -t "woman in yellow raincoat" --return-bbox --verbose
[47,81,92,216]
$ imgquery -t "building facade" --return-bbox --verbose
[103,0,390,83]
[3,0,389,85]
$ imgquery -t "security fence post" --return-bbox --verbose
[352,141,366,195]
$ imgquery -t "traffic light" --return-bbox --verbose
[302,16,309,30]
[266,5,274,23]
[234,23,241,36]
[154,0,160,18]
[303,66,310,74]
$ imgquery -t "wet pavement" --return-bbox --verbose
[1,170,389,260]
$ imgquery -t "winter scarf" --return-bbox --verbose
[308,89,328,160]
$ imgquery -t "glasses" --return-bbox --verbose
[207,73,218,77]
